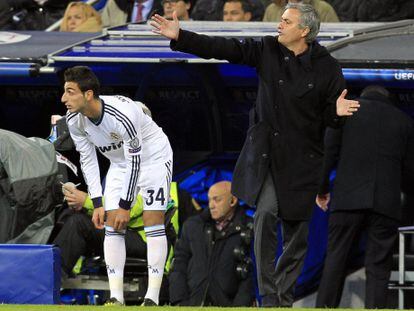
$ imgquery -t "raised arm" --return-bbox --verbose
[150,12,262,67]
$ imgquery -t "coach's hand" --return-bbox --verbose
[336,89,360,116]
[114,208,130,231]
[150,11,180,41]
[92,206,105,229]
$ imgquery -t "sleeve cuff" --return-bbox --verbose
[119,198,132,210]
[170,29,186,51]
[92,197,103,209]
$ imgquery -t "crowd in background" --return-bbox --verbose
[1,0,414,32]
[1,0,414,308]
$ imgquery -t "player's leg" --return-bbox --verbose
[140,158,172,305]
[103,166,126,305]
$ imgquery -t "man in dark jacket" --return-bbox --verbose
[315,85,414,309]
[151,3,359,307]
[169,181,255,306]
[101,0,163,28]
[191,0,264,21]
[1,0,71,30]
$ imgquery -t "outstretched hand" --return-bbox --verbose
[150,11,180,41]
[336,89,360,116]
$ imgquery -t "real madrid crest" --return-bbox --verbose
[110,132,121,140]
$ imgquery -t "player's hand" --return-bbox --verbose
[150,11,180,40]
[336,89,360,116]
[113,208,130,231]
[316,193,330,212]
[92,207,105,229]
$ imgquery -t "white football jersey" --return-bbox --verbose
[66,95,172,208]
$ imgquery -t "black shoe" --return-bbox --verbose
[141,298,157,306]
[104,297,124,306]
[261,293,278,307]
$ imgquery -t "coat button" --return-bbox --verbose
[273,132,280,137]
[278,79,284,85]
[308,83,314,89]
[284,56,289,62]
[262,153,268,159]
[309,153,315,158]
[249,135,253,141]
[274,104,279,109]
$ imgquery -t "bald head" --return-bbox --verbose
[208,181,238,221]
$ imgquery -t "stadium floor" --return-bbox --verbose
[0,306,385,311]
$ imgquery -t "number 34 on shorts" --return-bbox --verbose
[145,188,166,207]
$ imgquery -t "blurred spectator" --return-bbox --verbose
[0,0,73,30]
[168,181,255,306]
[101,0,163,28]
[263,0,339,22]
[223,0,253,21]
[191,0,264,21]
[60,2,102,32]
[163,0,191,20]
[260,0,272,8]
[328,0,414,22]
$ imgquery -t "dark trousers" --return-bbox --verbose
[316,210,399,309]
[254,173,309,307]
[53,212,147,274]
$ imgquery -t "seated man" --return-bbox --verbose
[223,0,253,22]
[168,181,255,306]
[53,181,179,282]
[163,0,191,21]
[101,0,163,27]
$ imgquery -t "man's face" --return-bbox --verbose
[163,0,190,20]
[208,185,235,221]
[277,8,308,46]
[61,82,88,114]
[223,1,251,22]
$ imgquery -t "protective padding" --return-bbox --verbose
[0,244,61,304]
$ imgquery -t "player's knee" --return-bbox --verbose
[143,211,164,226]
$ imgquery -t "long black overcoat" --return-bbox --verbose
[319,93,414,221]
[171,30,345,220]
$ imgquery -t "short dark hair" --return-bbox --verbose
[360,85,390,99]
[64,66,100,99]
[360,85,398,105]
[224,0,253,13]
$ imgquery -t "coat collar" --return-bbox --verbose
[278,40,313,71]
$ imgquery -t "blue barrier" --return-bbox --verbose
[0,244,61,304]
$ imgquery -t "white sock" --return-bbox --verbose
[144,224,168,305]
[104,226,126,304]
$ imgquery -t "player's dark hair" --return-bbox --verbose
[64,66,100,99]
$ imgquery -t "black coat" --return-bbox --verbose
[319,92,414,220]
[171,30,345,220]
[168,207,254,306]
